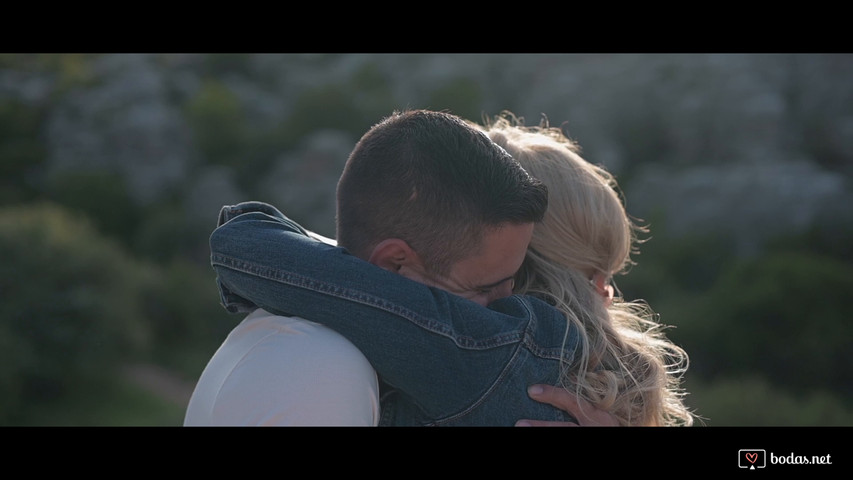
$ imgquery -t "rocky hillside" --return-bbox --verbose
[2,53,850,248]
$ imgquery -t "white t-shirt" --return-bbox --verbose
[184,308,380,426]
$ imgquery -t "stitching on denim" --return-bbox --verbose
[211,253,524,350]
[432,337,526,425]
[516,296,573,362]
[431,299,573,424]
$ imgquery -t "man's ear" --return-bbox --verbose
[368,238,420,273]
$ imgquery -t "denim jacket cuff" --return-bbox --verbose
[217,201,289,227]
[213,201,309,315]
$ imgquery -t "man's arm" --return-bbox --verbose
[212,205,507,406]
[209,202,577,422]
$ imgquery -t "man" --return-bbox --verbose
[184,110,595,425]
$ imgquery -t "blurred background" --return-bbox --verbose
[1,53,851,426]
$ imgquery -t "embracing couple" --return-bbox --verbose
[184,109,694,427]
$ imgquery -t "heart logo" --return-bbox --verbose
[745,452,758,464]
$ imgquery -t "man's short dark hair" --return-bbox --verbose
[336,109,548,276]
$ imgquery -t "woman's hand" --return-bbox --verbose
[515,384,620,426]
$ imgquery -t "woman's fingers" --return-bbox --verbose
[517,384,619,426]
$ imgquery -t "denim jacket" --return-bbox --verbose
[210,201,580,426]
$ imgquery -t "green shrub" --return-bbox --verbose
[45,170,142,244]
[139,259,235,361]
[685,375,853,426]
[685,251,853,395]
[0,203,152,422]
[133,205,209,264]
[184,79,251,169]
[0,99,47,204]
[424,77,484,122]
[617,226,737,302]
[12,372,186,426]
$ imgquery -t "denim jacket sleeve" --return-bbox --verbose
[209,201,575,420]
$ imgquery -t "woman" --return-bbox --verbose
[209,113,693,426]
[484,113,692,425]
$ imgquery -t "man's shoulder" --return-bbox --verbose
[223,309,378,379]
[241,308,367,356]
[199,308,373,388]
[185,308,380,426]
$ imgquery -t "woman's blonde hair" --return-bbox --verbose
[482,112,694,426]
